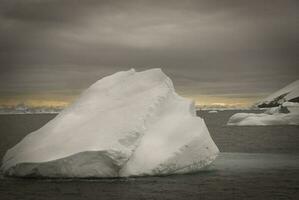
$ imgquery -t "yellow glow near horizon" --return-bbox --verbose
[0,93,263,108]
[0,95,76,108]
[183,95,262,108]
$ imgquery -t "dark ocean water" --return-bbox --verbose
[0,110,299,200]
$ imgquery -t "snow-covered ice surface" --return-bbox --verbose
[257,80,299,108]
[227,111,299,126]
[227,104,299,126]
[1,68,219,178]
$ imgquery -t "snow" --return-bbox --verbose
[257,80,299,108]
[227,112,299,126]
[1,68,219,177]
[227,105,299,126]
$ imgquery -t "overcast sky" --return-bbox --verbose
[0,0,298,107]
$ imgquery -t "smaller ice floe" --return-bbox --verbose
[208,110,218,114]
[227,103,299,126]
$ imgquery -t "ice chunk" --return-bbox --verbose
[1,68,219,177]
[208,110,218,113]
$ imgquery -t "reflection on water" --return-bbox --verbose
[210,152,299,172]
[0,153,299,181]
[1,153,299,180]
[1,153,299,200]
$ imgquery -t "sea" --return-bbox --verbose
[0,110,298,200]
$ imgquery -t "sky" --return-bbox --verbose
[0,0,298,108]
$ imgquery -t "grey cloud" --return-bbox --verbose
[0,0,298,100]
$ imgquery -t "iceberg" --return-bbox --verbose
[1,68,219,178]
[257,80,299,108]
[228,80,299,126]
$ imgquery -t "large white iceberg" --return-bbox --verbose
[1,68,219,177]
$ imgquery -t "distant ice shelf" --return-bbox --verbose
[0,104,63,115]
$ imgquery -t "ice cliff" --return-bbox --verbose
[1,68,219,177]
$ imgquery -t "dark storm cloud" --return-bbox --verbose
[0,0,298,101]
